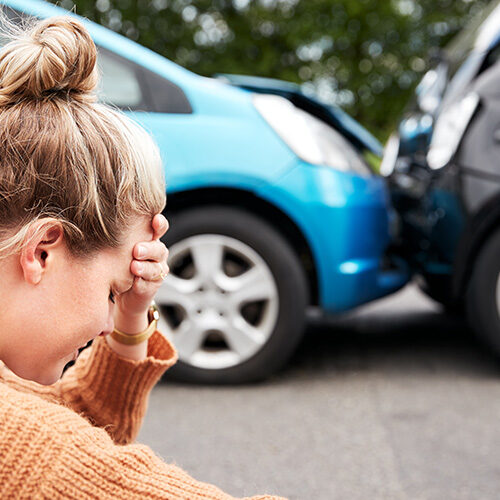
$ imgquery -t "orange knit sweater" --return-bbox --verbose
[0,331,287,499]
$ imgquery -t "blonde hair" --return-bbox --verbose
[0,15,166,259]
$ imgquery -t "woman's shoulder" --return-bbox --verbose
[0,378,112,496]
[0,378,92,436]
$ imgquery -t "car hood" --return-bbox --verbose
[216,73,383,157]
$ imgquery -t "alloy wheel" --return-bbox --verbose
[156,234,279,370]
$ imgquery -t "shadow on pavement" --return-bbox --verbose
[284,307,500,380]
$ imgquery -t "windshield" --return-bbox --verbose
[445,0,500,78]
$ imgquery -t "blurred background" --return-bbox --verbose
[52,0,487,141]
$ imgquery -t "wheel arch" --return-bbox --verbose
[164,186,319,306]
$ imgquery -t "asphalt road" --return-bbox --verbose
[138,283,500,500]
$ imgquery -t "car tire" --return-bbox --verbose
[466,229,500,353]
[417,274,463,315]
[158,206,309,384]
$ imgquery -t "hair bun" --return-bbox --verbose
[0,16,98,105]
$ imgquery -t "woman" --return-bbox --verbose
[0,15,286,500]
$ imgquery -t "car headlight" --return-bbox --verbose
[253,94,371,176]
[427,92,479,170]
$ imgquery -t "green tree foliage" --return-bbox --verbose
[55,0,491,140]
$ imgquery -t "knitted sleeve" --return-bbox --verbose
[0,382,287,500]
[0,331,178,444]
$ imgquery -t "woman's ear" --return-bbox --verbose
[19,219,65,285]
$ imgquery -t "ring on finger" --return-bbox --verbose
[152,267,169,281]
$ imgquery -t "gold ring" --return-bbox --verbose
[153,269,169,281]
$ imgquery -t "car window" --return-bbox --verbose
[97,48,192,113]
[142,68,192,114]
[97,50,144,109]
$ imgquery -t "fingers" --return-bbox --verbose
[133,214,169,260]
[152,214,169,241]
[131,260,169,281]
[129,214,170,284]
[134,239,169,262]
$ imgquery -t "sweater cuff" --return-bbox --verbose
[82,329,177,404]
[62,331,178,441]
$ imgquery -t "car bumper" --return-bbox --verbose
[258,160,410,313]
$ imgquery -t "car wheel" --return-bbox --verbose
[466,229,500,353]
[157,206,309,384]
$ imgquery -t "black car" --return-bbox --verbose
[385,1,500,356]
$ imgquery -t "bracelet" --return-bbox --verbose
[110,303,160,346]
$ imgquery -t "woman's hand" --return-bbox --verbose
[114,214,170,325]
[106,214,169,360]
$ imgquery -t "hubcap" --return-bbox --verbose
[156,234,279,369]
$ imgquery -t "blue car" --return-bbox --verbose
[6,0,409,383]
